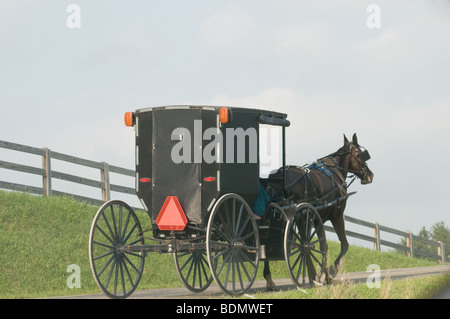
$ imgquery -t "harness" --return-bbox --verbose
[264,143,370,211]
[308,161,335,179]
[308,158,348,202]
[269,157,350,208]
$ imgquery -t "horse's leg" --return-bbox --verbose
[263,261,276,290]
[314,217,330,284]
[329,212,349,278]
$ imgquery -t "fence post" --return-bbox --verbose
[438,241,446,265]
[373,222,380,251]
[101,162,111,202]
[406,232,414,259]
[42,148,52,196]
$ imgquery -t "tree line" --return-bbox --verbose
[398,221,450,260]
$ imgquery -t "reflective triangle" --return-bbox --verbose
[156,196,188,231]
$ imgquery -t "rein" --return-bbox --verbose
[272,143,370,203]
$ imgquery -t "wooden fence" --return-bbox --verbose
[0,140,135,207]
[1,139,449,264]
[324,216,449,264]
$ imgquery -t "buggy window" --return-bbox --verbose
[259,124,282,178]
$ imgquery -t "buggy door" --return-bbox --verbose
[152,108,202,224]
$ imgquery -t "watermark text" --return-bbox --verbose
[66,264,81,288]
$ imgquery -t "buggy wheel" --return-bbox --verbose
[284,203,327,288]
[89,200,145,299]
[174,239,213,292]
[206,193,260,295]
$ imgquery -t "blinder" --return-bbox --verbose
[360,150,371,162]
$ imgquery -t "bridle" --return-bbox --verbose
[325,143,371,182]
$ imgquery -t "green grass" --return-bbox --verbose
[244,275,450,299]
[0,191,179,298]
[0,190,446,298]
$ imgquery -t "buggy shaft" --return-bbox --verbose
[119,241,229,254]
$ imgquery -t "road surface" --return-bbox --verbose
[55,265,450,299]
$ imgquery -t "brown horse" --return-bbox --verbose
[263,133,374,289]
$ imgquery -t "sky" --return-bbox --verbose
[1,0,449,247]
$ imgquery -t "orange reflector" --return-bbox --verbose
[156,196,188,231]
[124,112,134,127]
[219,107,229,123]
[204,177,215,182]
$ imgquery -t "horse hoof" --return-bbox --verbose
[266,279,276,290]
[329,266,338,278]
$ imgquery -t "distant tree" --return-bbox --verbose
[414,227,435,258]
[430,221,450,247]
[397,221,450,260]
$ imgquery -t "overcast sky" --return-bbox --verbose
[1,1,449,245]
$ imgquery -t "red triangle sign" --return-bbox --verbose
[156,196,188,231]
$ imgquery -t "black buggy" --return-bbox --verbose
[89,105,329,298]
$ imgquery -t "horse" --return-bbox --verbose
[263,133,374,290]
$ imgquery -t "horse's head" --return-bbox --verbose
[343,133,374,185]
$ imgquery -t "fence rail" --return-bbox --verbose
[0,140,135,207]
[1,139,449,264]
[325,215,449,264]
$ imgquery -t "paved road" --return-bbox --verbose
[56,265,450,299]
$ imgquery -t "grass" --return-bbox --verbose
[244,275,450,299]
[0,190,447,298]
[0,191,180,298]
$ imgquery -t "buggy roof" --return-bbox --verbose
[135,105,290,127]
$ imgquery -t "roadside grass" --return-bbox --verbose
[0,190,179,298]
[242,275,450,299]
[0,190,445,298]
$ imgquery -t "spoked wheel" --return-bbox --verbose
[206,193,260,296]
[89,200,145,299]
[284,203,328,288]
[174,239,213,292]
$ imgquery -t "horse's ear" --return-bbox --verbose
[344,134,349,145]
[352,133,359,145]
